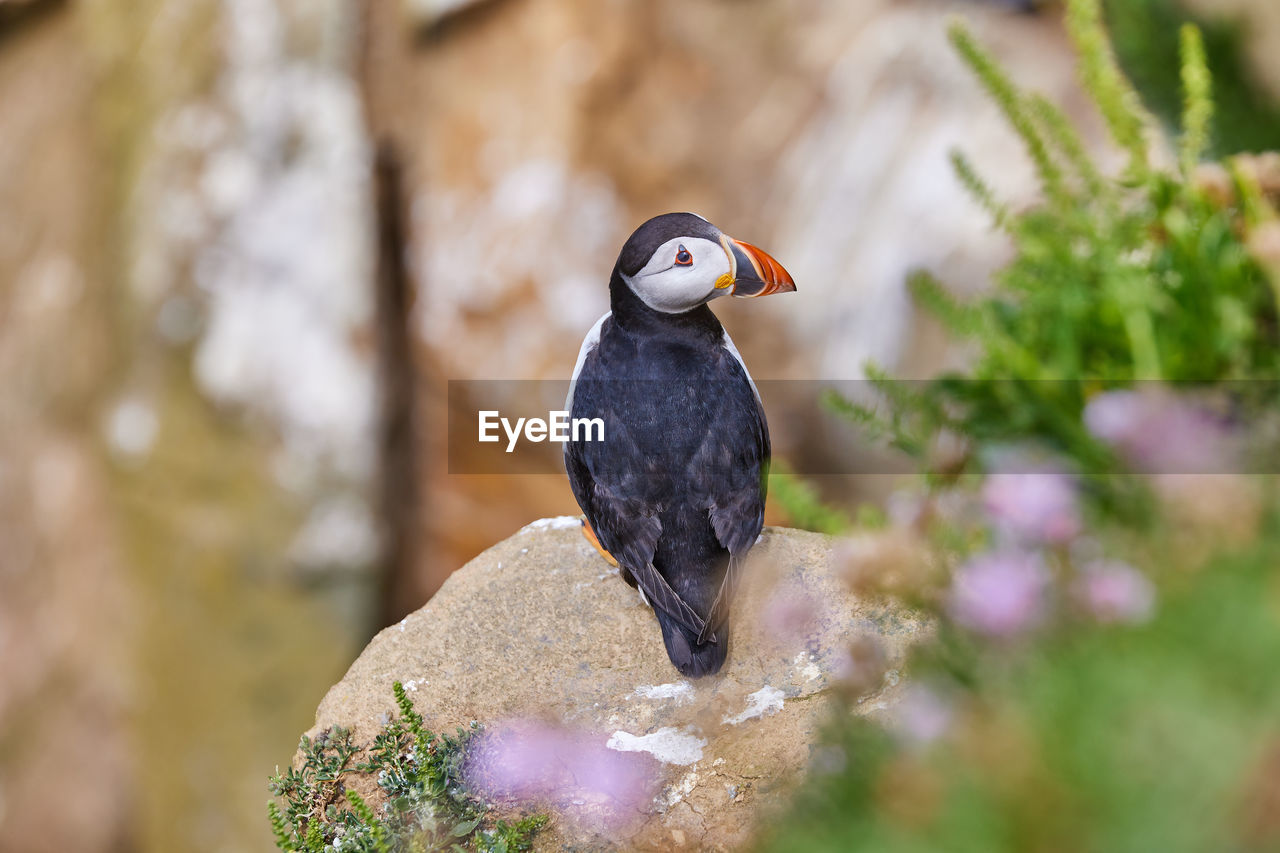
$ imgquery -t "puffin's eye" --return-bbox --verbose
[675,245,693,266]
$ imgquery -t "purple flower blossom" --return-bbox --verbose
[761,589,821,643]
[893,684,955,746]
[1084,390,1233,473]
[1074,559,1155,625]
[886,489,928,529]
[1083,390,1144,446]
[464,719,655,820]
[982,472,1081,545]
[947,550,1050,638]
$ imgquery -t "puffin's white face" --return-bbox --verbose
[621,236,733,314]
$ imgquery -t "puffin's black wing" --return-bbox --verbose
[565,373,712,638]
[694,351,770,643]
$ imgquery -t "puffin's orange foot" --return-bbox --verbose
[580,518,618,567]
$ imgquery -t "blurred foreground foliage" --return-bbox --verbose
[1107,0,1280,156]
[765,0,1280,850]
[268,682,545,853]
[760,514,1280,852]
[835,0,1280,496]
[769,469,886,535]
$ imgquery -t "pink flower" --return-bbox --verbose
[464,719,654,817]
[893,684,955,746]
[761,589,821,643]
[1084,390,1232,473]
[947,550,1050,638]
[983,472,1081,545]
[1074,560,1155,625]
[886,489,929,529]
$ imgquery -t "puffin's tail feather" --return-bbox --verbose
[657,611,728,678]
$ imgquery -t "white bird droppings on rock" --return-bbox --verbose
[607,727,706,766]
[722,686,786,726]
[631,682,694,703]
[793,651,824,682]
[659,769,701,811]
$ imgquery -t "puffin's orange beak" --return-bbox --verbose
[716,236,796,297]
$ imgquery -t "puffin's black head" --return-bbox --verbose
[614,212,796,314]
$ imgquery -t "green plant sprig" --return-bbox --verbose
[830,0,1280,505]
[267,682,546,852]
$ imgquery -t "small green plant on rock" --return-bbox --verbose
[268,682,546,853]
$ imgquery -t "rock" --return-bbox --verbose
[308,522,929,850]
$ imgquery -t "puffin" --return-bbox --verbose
[564,212,795,677]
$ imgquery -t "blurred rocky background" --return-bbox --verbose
[0,0,1276,851]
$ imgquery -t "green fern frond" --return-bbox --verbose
[392,680,429,752]
[822,387,894,445]
[909,269,981,336]
[267,802,296,852]
[1027,94,1105,198]
[949,21,1064,201]
[303,817,324,853]
[949,151,1012,229]
[345,789,392,853]
[769,470,852,535]
[822,387,881,428]
[863,362,930,429]
[1065,0,1151,177]
[481,814,551,853]
[825,367,932,460]
[1178,23,1213,177]
[1228,155,1269,228]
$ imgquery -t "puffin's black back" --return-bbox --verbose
[565,213,770,677]
[567,335,765,676]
